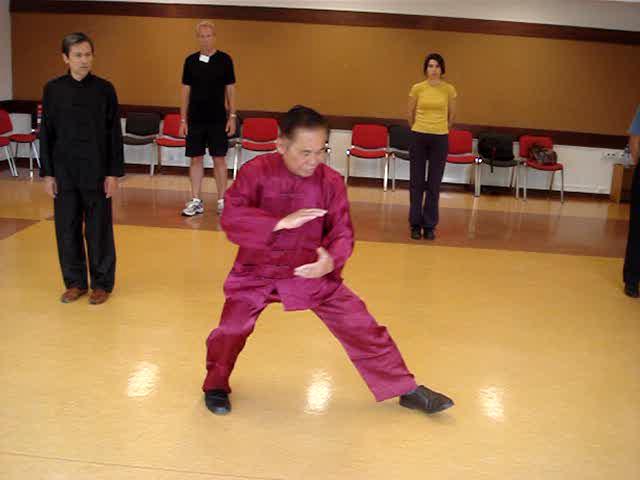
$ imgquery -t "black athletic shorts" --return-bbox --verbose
[185,122,229,158]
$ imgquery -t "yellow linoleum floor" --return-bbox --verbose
[1,209,639,479]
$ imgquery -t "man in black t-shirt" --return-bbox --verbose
[179,21,236,216]
[624,106,640,298]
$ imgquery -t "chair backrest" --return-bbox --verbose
[242,117,278,142]
[519,135,553,159]
[352,124,388,149]
[448,129,473,155]
[388,124,412,152]
[478,132,515,161]
[162,113,182,138]
[35,104,43,132]
[0,110,13,135]
[126,112,161,136]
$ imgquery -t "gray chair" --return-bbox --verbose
[388,124,412,191]
[477,132,519,195]
[123,112,161,175]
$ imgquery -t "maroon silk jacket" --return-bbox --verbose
[220,152,354,311]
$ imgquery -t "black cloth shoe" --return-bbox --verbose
[399,385,454,414]
[624,282,639,298]
[423,228,436,241]
[411,226,422,240]
[204,389,231,415]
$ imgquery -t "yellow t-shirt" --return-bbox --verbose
[409,80,457,135]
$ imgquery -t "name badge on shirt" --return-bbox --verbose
[199,54,210,63]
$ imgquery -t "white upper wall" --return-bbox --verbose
[79,0,640,31]
[0,0,12,101]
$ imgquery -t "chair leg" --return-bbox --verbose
[28,143,33,176]
[12,143,19,176]
[344,154,350,186]
[383,154,389,192]
[4,146,17,177]
[13,142,21,175]
[391,154,397,191]
[156,144,162,174]
[524,164,528,201]
[560,169,565,203]
[509,166,515,190]
[549,171,555,195]
[474,160,481,197]
[12,146,18,177]
[233,146,241,180]
[150,145,155,176]
[31,142,40,168]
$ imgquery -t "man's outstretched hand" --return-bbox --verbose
[294,247,335,279]
[274,208,327,231]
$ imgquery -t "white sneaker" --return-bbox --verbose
[217,198,224,215]
[182,198,204,217]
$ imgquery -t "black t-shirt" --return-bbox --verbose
[182,50,235,124]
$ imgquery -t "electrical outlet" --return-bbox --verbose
[603,152,620,161]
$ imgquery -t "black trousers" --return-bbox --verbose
[409,132,449,229]
[54,188,116,292]
[623,165,640,285]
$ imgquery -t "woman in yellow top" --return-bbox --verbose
[407,53,457,240]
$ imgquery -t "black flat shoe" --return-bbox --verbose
[400,385,454,414]
[624,283,639,298]
[204,389,231,415]
[410,226,422,240]
[423,228,436,241]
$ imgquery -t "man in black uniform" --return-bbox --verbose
[624,105,640,298]
[39,32,124,305]
[179,21,237,217]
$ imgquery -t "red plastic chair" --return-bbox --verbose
[0,109,39,176]
[0,110,17,176]
[155,113,186,172]
[447,129,482,197]
[345,124,389,190]
[519,135,564,202]
[236,117,279,179]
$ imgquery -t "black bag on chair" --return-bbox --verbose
[478,132,515,162]
[529,144,558,165]
[478,132,515,173]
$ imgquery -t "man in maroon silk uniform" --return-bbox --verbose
[202,106,454,416]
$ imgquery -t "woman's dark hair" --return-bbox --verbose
[280,105,329,139]
[62,32,94,56]
[423,53,445,75]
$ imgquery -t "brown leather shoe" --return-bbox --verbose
[89,289,110,305]
[60,287,88,303]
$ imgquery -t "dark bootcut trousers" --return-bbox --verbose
[202,284,418,402]
[408,132,449,229]
[624,165,640,286]
[54,187,116,292]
